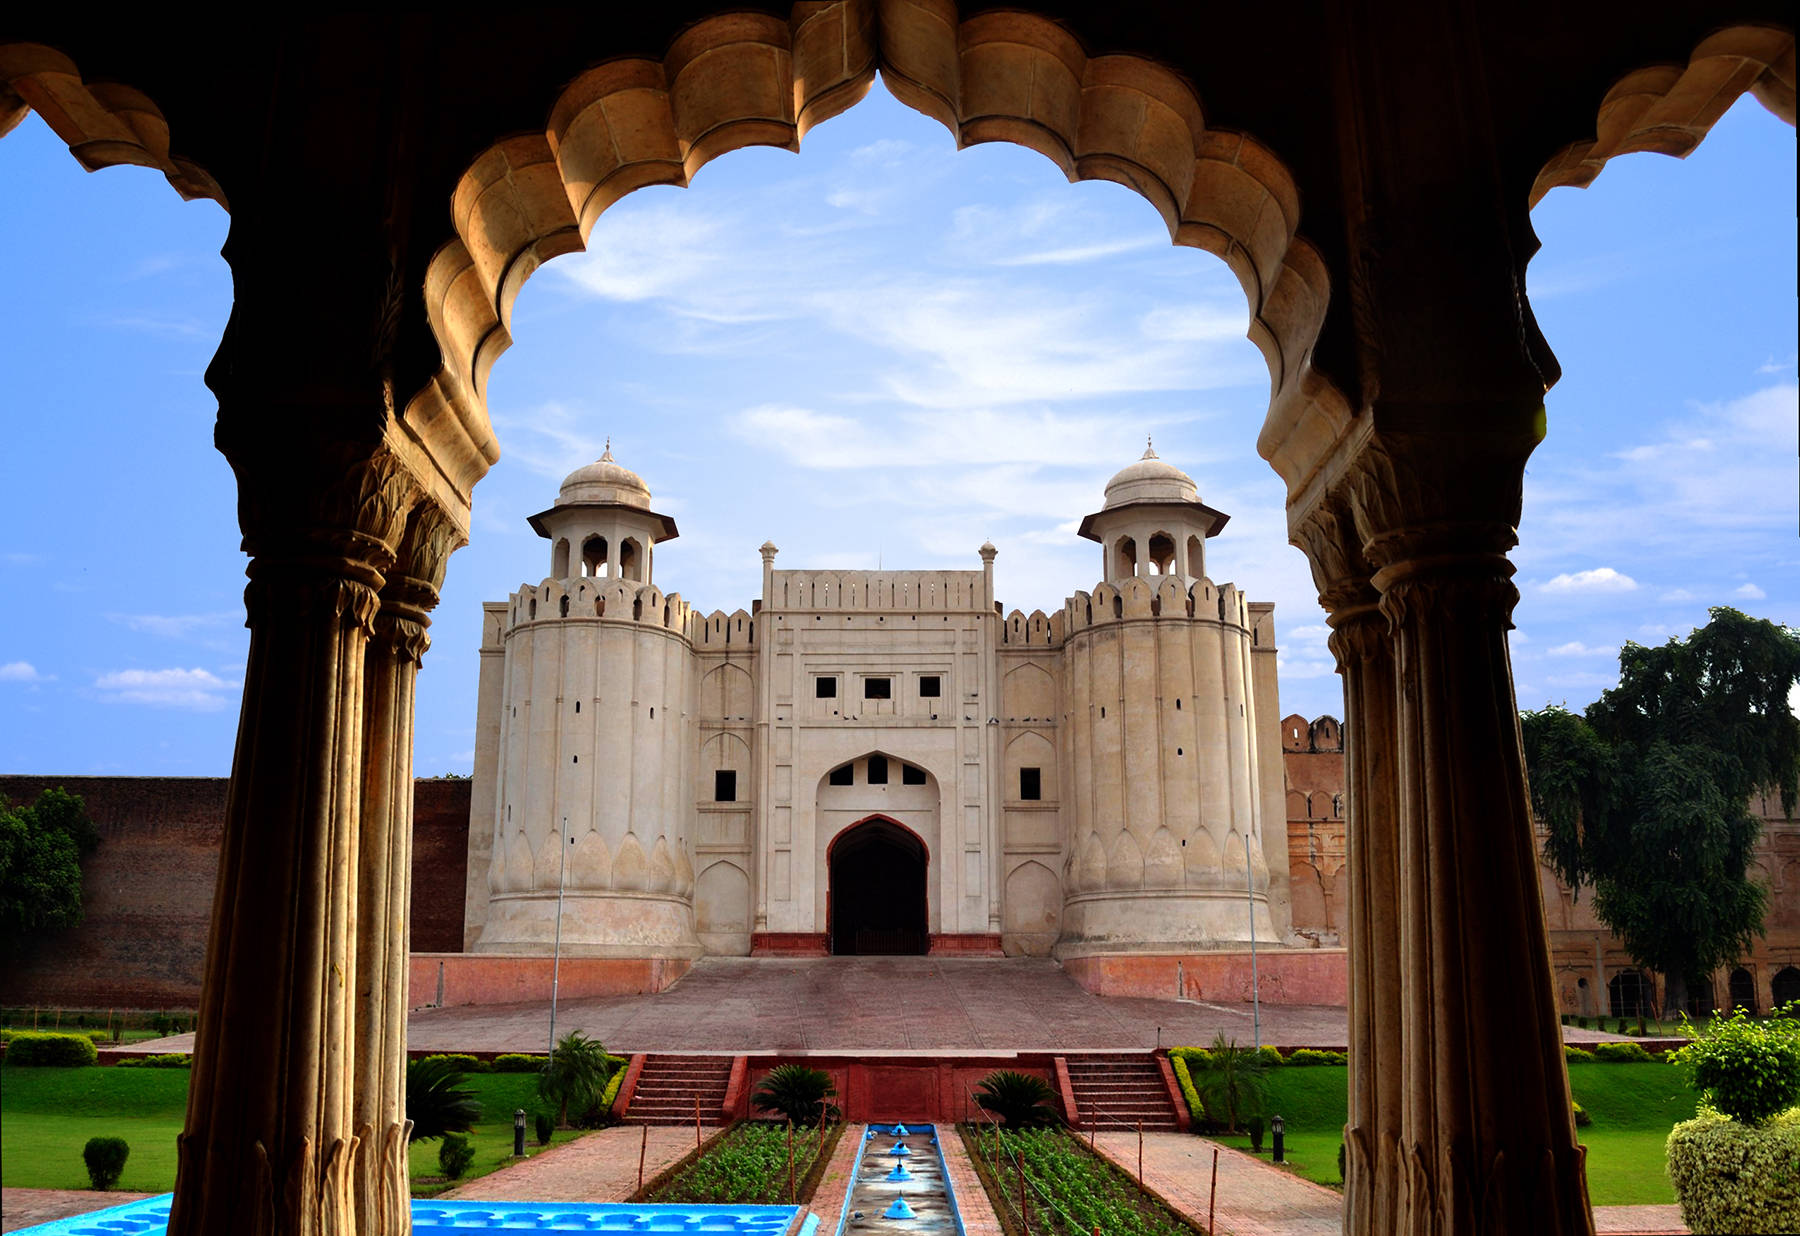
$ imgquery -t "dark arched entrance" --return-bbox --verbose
[829,818,927,955]
[1773,966,1800,1011]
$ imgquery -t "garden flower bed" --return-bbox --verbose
[961,1124,1199,1236]
[646,1120,844,1205]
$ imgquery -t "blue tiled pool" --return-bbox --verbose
[14,1197,804,1235]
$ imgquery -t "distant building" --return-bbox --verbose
[461,443,1310,993]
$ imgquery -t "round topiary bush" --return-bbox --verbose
[438,1132,476,1180]
[1572,1101,1591,1128]
[534,1109,554,1146]
[1666,1108,1800,1234]
[1593,1041,1655,1064]
[6,1032,99,1067]
[83,1137,130,1190]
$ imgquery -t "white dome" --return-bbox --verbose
[559,443,651,509]
[1102,441,1198,510]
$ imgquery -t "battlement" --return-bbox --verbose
[689,608,756,648]
[505,577,695,635]
[1000,577,1256,646]
[768,570,986,612]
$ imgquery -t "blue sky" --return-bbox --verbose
[1,81,1794,776]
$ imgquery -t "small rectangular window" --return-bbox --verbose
[1020,767,1042,801]
[902,763,927,786]
[815,676,837,699]
[864,677,891,700]
[714,770,737,802]
[919,675,941,698]
[829,764,854,786]
[867,755,888,785]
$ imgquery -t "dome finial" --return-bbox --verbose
[1142,435,1157,460]
[601,437,614,462]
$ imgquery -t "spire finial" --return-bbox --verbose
[601,437,614,462]
[1142,434,1158,460]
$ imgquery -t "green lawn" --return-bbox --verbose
[1,1067,582,1196]
[1199,1062,1697,1205]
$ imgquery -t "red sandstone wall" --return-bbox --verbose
[0,775,472,1009]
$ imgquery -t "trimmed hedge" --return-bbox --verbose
[5,1032,99,1067]
[1255,1046,1284,1068]
[599,1057,628,1114]
[1666,1107,1800,1234]
[1286,1049,1347,1066]
[418,1053,489,1074]
[1593,1042,1655,1064]
[1564,1046,1597,1063]
[117,1053,192,1069]
[1169,1053,1202,1125]
[492,1053,548,1074]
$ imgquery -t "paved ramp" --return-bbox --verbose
[407,956,1352,1054]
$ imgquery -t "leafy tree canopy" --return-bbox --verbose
[1522,608,1800,1003]
[0,787,100,946]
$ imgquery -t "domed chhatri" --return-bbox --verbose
[1101,438,1199,509]
[467,443,1289,977]
[558,440,653,509]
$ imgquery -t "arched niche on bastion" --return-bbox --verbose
[1003,859,1061,956]
[699,661,754,721]
[696,859,752,954]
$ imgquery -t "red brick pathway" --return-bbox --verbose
[439,1124,716,1202]
[2,1189,156,1232]
[1095,1132,1341,1236]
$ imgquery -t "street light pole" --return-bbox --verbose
[548,817,572,1057]
[1246,828,1261,1051]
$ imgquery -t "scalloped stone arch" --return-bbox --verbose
[419,0,1339,498]
[1531,24,1796,206]
[0,42,225,205]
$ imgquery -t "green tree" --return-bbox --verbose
[1522,608,1800,1019]
[537,1030,616,1128]
[0,787,100,946]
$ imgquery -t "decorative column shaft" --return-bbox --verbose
[171,443,419,1236]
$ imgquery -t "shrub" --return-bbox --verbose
[1666,1107,1800,1233]
[5,1031,98,1067]
[83,1137,130,1190]
[1668,1005,1800,1125]
[538,1032,617,1127]
[598,1060,627,1114]
[1593,1041,1654,1064]
[1285,1049,1347,1066]
[1169,1053,1203,1126]
[1337,1141,1346,1183]
[1247,1114,1266,1153]
[1572,1101,1591,1128]
[752,1064,839,1127]
[975,1070,1060,1128]
[437,1132,475,1180]
[406,1056,481,1143]
[1191,1034,1268,1133]
[492,1053,548,1074]
[418,1052,488,1074]
[1563,1046,1596,1063]
[117,1052,191,1069]
[1255,1046,1284,1068]
[534,1109,554,1146]
[1577,1016,1588,1029]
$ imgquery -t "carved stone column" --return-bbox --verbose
[1298,434,1593,1236]
[351,504,459,1236]
[171,439,417,1236]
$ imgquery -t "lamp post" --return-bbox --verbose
[513,1108,527,1158]
[1270,1113,1284,1163]
[548,818,573,1056]
[1246,829,1261,1050]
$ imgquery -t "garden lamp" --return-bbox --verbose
[514,1108,527,1158]
[1271,1113,1285,1163]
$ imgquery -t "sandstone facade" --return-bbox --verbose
[464,445,1295,965]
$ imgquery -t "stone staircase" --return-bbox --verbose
[1063,1053,1182,1131]
[622,1054,734,1126]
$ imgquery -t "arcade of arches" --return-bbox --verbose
[2,5,1793,1234]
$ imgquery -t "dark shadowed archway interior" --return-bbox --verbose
[830,818,927,955]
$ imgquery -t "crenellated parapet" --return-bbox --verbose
[769,569,986,612]
[503,576,695,636]
[689,608,756,648]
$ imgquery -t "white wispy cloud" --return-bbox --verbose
[1733,583,1767,600]
[1547,641,1611,657]
[2,551,41,566]
[109,611,238,641]
[1540,567,1638,595]
[94,667,238,710]
[0,661,51,683]
[1660,588,1697,603]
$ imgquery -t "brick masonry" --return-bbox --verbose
[0,775,470,1009]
